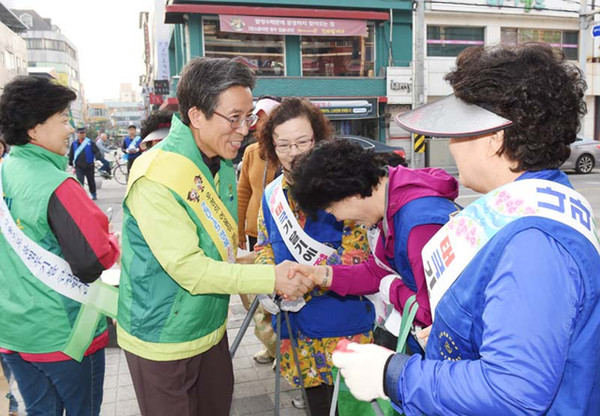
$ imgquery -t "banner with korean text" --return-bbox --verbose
[219,15,367,37]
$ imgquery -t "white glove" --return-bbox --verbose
[379,274,400,304]
[332,340,394,402]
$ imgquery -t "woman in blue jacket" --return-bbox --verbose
[331,43,600,415]
[254,98,374,415]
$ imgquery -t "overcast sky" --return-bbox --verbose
[6,0,154,102]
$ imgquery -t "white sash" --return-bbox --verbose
[365,227,403,335]
[264,175,336,265]
[259,176,337,313]
[422,179,600,321]
[0,165,118,360]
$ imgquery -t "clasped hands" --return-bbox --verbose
[273,261,329,300]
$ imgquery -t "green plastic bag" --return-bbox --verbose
[331,295,419,416]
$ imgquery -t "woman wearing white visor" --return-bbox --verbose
[330,43,600,415]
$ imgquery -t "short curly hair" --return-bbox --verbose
[256,98,333,168]
[290,139,386,217]
[0,76,76,146]
[141,110,173,139]
[445,43,586,171]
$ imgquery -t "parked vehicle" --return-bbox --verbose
[337,135,406,158]
[561,137,600,174]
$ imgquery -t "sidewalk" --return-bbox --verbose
[99,293,305,416]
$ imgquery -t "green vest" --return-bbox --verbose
[0,144,107,354]
[117,115,238,346]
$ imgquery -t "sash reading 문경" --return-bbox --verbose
[422,178,600,321]
[260,175,337,313]
[0,165,118,362]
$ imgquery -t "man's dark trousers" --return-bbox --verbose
[75,165,96,196]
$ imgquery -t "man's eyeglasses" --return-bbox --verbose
[213,111,258,130]
[274,138,314,154]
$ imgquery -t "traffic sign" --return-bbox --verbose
[593,25,600,37]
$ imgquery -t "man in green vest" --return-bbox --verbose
[118,57,313,416]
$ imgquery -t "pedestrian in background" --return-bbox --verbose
[117,58,312,416]
[237,96,282,366]
[122,124,141,175]
[332,43,600,415]
[69,126,101,200]
[95,132,112,176]
[0,75,120,416]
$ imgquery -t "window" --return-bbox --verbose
[26,38,44,49]
[301,24,375,77]
[203,19,285,76]
[427,26,485,57]
[45,39,65,51]
[501,28,578,60]
[4,51,15,71]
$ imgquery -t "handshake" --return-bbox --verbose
[273,261,331,300]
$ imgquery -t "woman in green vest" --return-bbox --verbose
[0,76,121,415]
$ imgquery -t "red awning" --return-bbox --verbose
[165,4,389,24]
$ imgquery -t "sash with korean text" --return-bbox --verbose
[130,149,237,263]
[422,179,600,320]
[0,165,118,362]
[264,175,336,265]
[260,175,337,313]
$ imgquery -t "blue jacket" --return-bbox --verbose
[261,189,374,339]
[69,138,98,168]
[122,136,141,161]
[385,170,600,415]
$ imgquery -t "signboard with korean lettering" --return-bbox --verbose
[219,15,367,37]
[154,80,170,95]
[311,99,378,120]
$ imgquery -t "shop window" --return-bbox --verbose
[301,24,374,77]
[203,19,285,76]
[427,26,484,57]
[501,28,578,60]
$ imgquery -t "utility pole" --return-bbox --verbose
[580,0,589,78]
[412,0,426,168]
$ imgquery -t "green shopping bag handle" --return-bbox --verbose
[396,295,419,354]
[330,296,419,416]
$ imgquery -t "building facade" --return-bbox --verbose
[395,0,597,168]
[153,0,413,141]
[13,8,84,127]
[0,3,27,87]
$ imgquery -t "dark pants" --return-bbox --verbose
[0,354,18,413]
[98,157,111,173]
[2,349,105,416]
[125,333,234,416]
[306,384,338,416]
[126,157,137,175]
[75,165,96,196]
[248,236,258,251]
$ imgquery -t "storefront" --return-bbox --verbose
[160,0,413,141]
